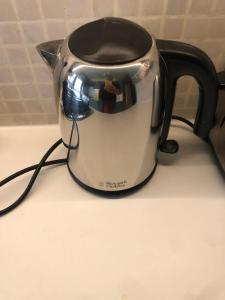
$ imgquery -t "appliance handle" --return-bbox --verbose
[156,39,219,147]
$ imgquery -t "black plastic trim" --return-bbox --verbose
[68,17,152,65]
[156,39,219,143]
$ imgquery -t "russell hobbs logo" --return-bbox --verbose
[99,180,127,189]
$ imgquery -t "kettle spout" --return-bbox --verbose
[36,39,63,70]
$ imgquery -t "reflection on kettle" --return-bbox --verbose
[62,73,93,121]
[98,76,137,113]
[99,77,121,113]
[63,68,137,119]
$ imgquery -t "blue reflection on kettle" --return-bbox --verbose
[62,72,93,121]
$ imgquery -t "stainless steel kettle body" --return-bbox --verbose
[64,45,160,192]
[37,17,219,193]
[49,39,161,192]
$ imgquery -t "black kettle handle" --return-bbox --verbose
[156,39,219,147]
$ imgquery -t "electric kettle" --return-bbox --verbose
[37,17,218,194]
[209,71,225,177]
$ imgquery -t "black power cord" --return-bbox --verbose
[0,116,194,217]
[172,115,194,129]
[0,139,67,217]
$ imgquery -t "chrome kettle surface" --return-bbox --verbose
[37,17,219,193]
[49,37,161,191]
[62,42,161,191]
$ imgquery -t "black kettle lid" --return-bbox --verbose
[68,17,152,65]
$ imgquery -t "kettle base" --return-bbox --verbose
[67,162,157,198]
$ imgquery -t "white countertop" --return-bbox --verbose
[0,123,225,300]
